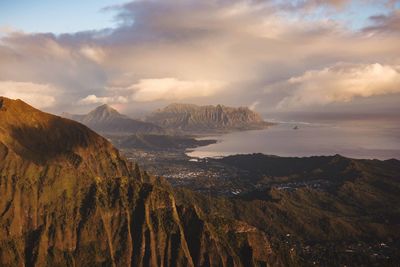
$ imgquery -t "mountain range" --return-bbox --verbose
[64,103,272,135]
[62,104,164,135]
[0,97,280,266]
[146,103,272,133]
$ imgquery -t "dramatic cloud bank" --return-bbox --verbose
[279,63,400,108]
[0,0,399,117]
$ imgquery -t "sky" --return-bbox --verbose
[0,0,399,120]
[0,0,128,34]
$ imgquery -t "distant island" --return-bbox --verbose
[146,103,273,134]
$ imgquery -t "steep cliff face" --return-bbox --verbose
[0,97,280,267]
[146,103,272,133]
[63,104,165,135]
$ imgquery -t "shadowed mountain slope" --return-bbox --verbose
[0,97,280,267]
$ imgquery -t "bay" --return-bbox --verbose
[187,120,400,160]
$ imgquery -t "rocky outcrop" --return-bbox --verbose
[0,97,280,267]
[63,104,164,135]
[146,103,272,133]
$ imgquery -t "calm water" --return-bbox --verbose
[187,120,400,160]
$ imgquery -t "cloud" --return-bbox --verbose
[364,10,400,34]
[80,45,105,63]
[294,0,351,10]
[0,32,108,109]
[0,81,58,108]
[249,101,260,111]
[131,78,225,102]
[79,94,128,105]
[0,0,399,116]
[0,26,19,37]
[278,63,400,108]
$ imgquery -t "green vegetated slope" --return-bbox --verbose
[0,97,280,267]
[176,154,400,266]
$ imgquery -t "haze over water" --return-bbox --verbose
[187,119,400,160]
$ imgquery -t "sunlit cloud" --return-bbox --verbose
[80,45,106,63]
[131,78,225,102]
[278,63,400,108]
[249,101,260,111]
[0,81,59,108]
[79,94,128,105]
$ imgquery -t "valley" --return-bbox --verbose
[115,146,400,266]
[65,102,400,266]
[117,147,243,196]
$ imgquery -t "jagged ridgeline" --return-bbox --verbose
[0,97,281,267]
[146,103,273,133]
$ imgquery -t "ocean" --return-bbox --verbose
[187,119,400,160]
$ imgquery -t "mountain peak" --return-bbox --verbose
[0,97,50,129]
[0,96,36,114]
[63,104,165,134]
[97,103,116,110]
[91,104,121,115]
[0,97,128,172]
[85,104,125,122]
